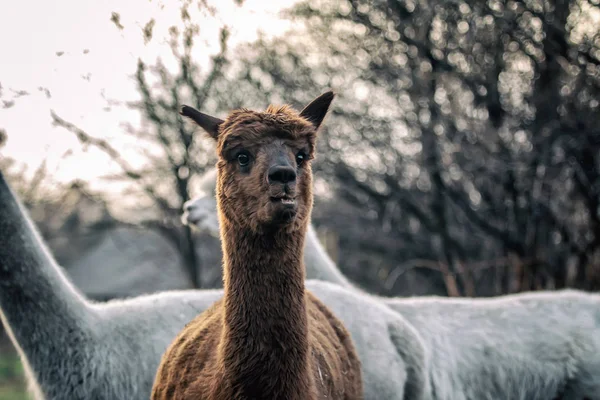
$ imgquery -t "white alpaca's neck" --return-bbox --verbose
[0,174,92,357]
[304,224,354,287]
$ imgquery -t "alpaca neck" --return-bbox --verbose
[220,220,311,395]
[304,224,353,288]
[0,175,91,349]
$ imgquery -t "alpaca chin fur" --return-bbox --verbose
[152,95,364,399]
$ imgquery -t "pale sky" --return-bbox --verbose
[0,0,298,189]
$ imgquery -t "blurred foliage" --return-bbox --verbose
[221,0,600,296]
[52,1,239,288]
[0,157,113,267]
[16,0,600,297]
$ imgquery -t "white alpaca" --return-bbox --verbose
[387,290,600,399]
[183,167,600,400]
[182,167,220,237]
[0,171,428,400]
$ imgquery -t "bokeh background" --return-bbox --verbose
[1,0,599,396]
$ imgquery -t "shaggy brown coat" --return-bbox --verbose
[151,92,363,400]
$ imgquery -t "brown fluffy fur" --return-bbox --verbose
[151,92,363,400]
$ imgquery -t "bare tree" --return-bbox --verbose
[52,11,233,287]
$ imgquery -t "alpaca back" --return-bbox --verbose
[387,290,600,399]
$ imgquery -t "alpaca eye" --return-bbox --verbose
[296,151,307,166]
[237,152,250,167]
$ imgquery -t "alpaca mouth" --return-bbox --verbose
[270,196,296,206]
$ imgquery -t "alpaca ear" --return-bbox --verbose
[180,105,224,140]
[299,91,335,131]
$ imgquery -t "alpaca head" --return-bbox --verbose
[181,168,220,237]
[180,91,334,233]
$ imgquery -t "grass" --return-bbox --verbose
[0,385,30,400]
[0,351,29,400]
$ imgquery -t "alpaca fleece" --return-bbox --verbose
[153,293,360,399]
[152,92,363,399]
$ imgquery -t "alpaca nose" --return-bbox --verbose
[268,165,296,184]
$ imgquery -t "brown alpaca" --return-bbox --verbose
[151,92,363,400]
